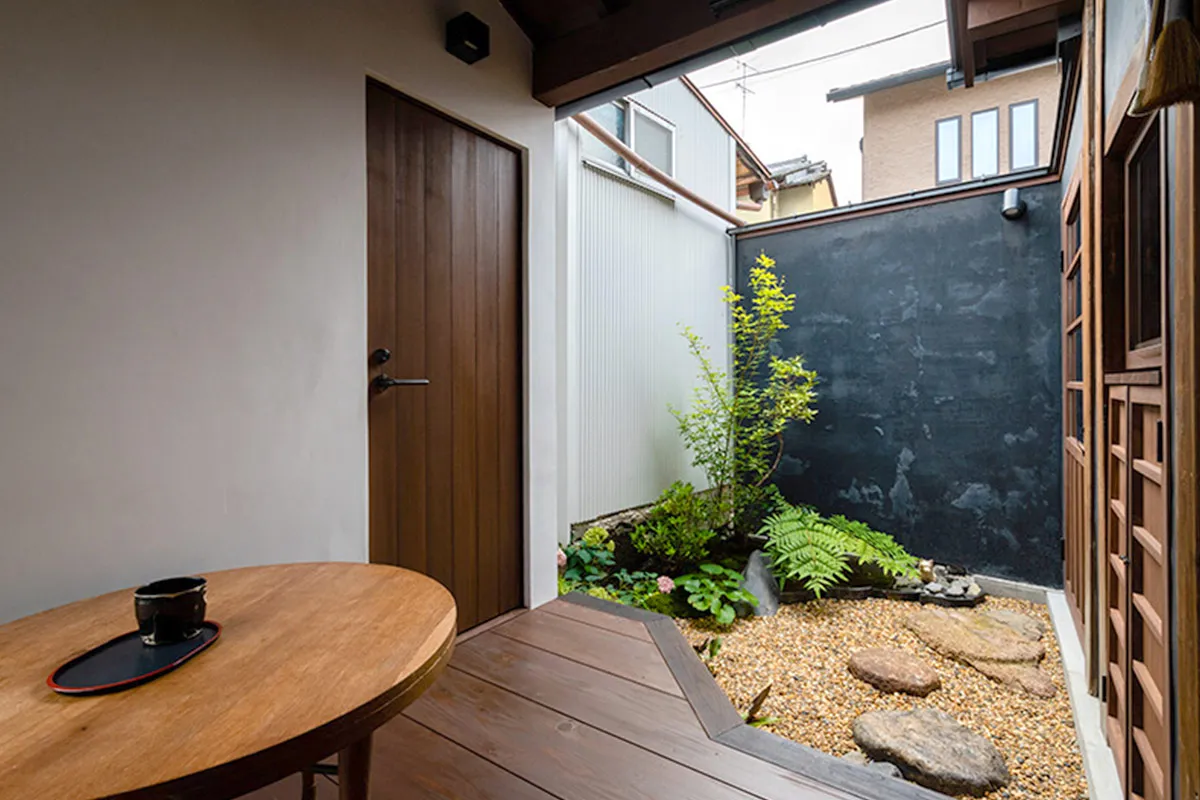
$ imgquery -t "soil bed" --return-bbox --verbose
[678,596,1087,800]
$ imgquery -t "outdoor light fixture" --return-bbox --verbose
[1001,187,1027,220]
[446,12,490,65]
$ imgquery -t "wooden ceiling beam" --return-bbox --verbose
[531,0,842,107]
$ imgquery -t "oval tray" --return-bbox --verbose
[48,621,221,695]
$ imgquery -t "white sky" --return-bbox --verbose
[688,0,950,205]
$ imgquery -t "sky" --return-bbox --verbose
[688,0,950,205]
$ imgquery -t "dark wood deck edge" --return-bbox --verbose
[716,725,949,800]
[644,617,745,738]
[559,594,951,800]
[559,591,662,622]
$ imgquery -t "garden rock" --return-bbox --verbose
[904,608,1056,698]
[840,751,904,780]
[983,608,1046,641]
[925,582,945,594]
[852,709,1010,796]
[848,648,941,696]
[738,550,780,617]
[904,608,1045,663]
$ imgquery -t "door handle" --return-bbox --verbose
[372,374,430,393]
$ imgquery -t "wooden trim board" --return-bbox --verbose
[560,593,950,800]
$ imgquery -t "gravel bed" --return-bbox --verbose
[678,596,1087,800]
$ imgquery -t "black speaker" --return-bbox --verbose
[446,12,490,65]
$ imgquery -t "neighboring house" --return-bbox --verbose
[738,155,837,223]
[556,79,736,525]
[828,60,1060,201]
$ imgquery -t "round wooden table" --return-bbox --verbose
[0,562,457,800]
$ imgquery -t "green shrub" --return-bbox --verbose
[671,252,819,541]
[585,586,616,602]
[562,527,615,586]
[676,563,758,625]
[631,481,718,568]
[761,506,918,597]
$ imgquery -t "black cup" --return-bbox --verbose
[134,576,207,646]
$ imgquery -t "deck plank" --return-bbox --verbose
[404,666,763,800]
[537,598,654,641]
[494,607,683,696]
[456,632,855,800]
[373,715,558,799]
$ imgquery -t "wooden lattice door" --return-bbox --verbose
[1106,383,1170,800]
[1062,191,1088,643]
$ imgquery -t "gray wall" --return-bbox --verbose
[736,183,1063,585]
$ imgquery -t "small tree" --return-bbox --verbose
[671,252,819,538]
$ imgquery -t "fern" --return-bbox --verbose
[761,506,918,597]
[761,506,852,597]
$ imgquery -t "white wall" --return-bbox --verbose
[560,81,735,527]
[0,0,560,623]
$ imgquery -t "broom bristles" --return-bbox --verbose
[1133,19,1200,113]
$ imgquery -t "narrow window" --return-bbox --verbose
[972,108,1000,178]
[1010,100,1038,170]
[580,100,628,171]
[631,105,675,177]
[935,116,961,184]
[1127,119,1163,350]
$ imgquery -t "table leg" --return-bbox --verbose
[338,734,373,800]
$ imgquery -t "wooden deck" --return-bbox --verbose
[245,595,941,800]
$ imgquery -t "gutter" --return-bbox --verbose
[572,112,746,228]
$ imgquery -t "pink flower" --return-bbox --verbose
[657,576,675,594]
[557,549,567,569]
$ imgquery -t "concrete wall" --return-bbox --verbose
[734,182,1064,585]
[558,80,734,526]
[863,63,1061,201]
[0,0,560,623]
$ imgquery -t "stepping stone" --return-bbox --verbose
[848,648,940,697]
[982,608,1046,641]
[904,608,1056,698]
[839,751,905,780]
[904,608,1045,663]
[852,709,1010,796]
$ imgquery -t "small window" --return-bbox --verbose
[1127,119,1163,351]
[972,108,1000,178]
[935,116,961,184]
[1010,100,1038,170]
[580,100,628,171]
[631,105,675,178]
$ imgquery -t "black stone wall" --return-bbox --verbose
[737,183,1063,586]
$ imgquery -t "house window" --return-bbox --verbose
[935,116,961,184]
[630,104,675,178]
[1010,100,1038,170]
[580,100,629,171]
[972,108,1000,178]
[1126,116,1164,356]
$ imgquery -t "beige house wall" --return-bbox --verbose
[861,63,1060,201]
[737,177,836,224]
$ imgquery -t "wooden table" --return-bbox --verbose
[0,563,457,800]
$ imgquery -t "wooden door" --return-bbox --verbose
[1062,190,1089,643]
[1106,382,1170,800]
[365,80,524,632]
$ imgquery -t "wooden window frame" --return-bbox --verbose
[1009,99,1039,172]
[934,115,962,185]
[971,106,1001,179]
[1122,113,1167,371]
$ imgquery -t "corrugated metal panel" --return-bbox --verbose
[565,80,735,524]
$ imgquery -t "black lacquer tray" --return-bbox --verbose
[47,621,221,695]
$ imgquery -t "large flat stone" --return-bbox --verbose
[848,648,940,697]
[852,709,1010,796]
[904,607,1045,663]
[904,607,1057,698]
